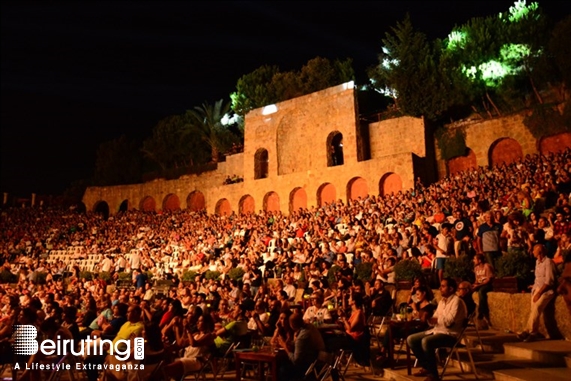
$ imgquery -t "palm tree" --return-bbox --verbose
[184,99,233,163]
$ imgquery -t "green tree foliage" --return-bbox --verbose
[141,114,208,171]
[368,15,450,120]
[548,15,571,90]
[184,99,241,163]
[93,135,142,186]
[231,57,354,116]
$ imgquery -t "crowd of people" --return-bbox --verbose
[0,149,570,381]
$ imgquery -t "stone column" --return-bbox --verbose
[2,192,7,205]
[31,193,36,207]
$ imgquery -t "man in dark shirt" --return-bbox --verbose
[370,279,393,316]
[453,209,473,257]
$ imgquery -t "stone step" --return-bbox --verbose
[464,330,520,353]
[493,367,571,381]
[503,340,571,367]
[449,352,559,376]
[566,356,571,368]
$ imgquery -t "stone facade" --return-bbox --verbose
[83,83,423,215]
[83,84,570,215]
[438,112,571,177]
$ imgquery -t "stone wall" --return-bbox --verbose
[83,83,422,215]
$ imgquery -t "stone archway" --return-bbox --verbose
[254,148,269,179]
[162,193,180,211]
[118,199,129,212]
[140,196,156,212]
[326,131,344,167]
[239,195,255,214]
[186,191,205,212]
[347,177,368,202]
[289,187,307,213]
[488,137,523,167]
[93,200,110,220]
[447,148,477,175]
[539,132,571,155]
[317,183,336,207]
[215,199,232,216]
[263,192,280,212]
[379,173,402,196]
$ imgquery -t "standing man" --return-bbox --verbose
[434,225,453,282]
[453,209,473,257]
[476,211,502,270]
[407,278,467,381]
[517,244,557,342]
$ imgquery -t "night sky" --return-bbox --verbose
[2,1,570,197]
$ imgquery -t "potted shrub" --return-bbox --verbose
[444,255,475,284]
[355,262,373,281]
[98,271,112,284]
[0,269,18,284]
[116,271,132,288]
[228,267,245,282]
[394,259,422,290]
[79,271,93,281]
[494,250,533,293]
[181,270,197,286]
[205,270,221,281]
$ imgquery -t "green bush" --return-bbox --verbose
[181,270,197,282]
[444,255,475,283]
[228,267,245,281]
[0,270,18,284]
[394,259,422,281]
[79,271,93,281]
[355,262,373,281]
[496,251,533,283]
[205,270,221,280]
[117,272,132,281]
[98,271,112,284]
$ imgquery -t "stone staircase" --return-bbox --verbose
[382,328,571,381]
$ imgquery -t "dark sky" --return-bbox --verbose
[2,1,570,197]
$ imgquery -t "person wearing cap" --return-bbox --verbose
[303,293,332,324]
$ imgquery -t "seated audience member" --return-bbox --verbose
[213,304,249,355]
[370,279,393,317]
[407,278,467,381]
[271,308,294,349]
[278,312,325,381]
[302,293,332,324]
[90,302,128,339]
[472,254,494,324]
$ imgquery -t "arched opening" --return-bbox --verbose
[215,198,232,216]
[76,202,87,214]
[118,199,129,212]
[139,196,156,212]
[326,131,344,167]
[317,183,336,207]
[254,148,269,179]
[379,173,402,197]
[239,195,255,214]
[447,148,477,175]
[289,187,307,213]
[539,132,571,155]
[162,193,181,211]
[347,177,368,202]
[93,201,110,220]
[488,137,523,167]
[186,191,206,212]
[263,192,280,212]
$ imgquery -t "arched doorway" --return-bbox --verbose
[118,199,129,212]
[488,138,523,167]
[93,201,110,220]
[139,196,156,212]
[379,173,402,196]
[289,187,307,213]
[263,192,280,212]
[317,183,336,206]
[239,195,255,214]
[347,177,368,202]
[186,191,205,212]
[447,148,477,175]
[162,193,180,211]
[254,148,269,179]
[326,131,344,167]
[215,198,232,216]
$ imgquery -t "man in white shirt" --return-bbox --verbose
[302,293,332,324]
[407,278,467,381]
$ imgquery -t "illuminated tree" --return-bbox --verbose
[368,14,449,120]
